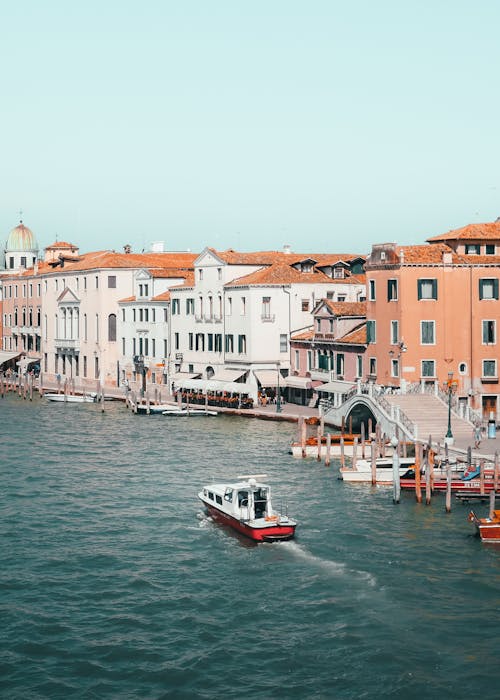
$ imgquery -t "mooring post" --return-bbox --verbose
[301,418,307,459]
[467,445,472,470]
[392,437,400,504]
[325,433,331,467]
[340,437,345,469]
[489,489,496,520]
[480,459,485,495]
[352,437,358,470]
[316,426,322,462]
[415,442,422,503]
[425,447,431,505]
[370,435,377,485]
[494,451,499,492]
[361,422,365,459]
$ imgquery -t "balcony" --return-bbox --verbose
[261,314,275,323]
[213,314,223,323]
[55,338,80,352]
[314,332,336,341]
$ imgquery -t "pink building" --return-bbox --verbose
[366,220,500,419]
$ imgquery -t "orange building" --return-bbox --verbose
[366,220,500,420]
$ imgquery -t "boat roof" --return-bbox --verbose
[203,475,270,491]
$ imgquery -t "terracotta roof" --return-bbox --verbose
[397,243,458,264]
[226,263,338,287]
[426,221,500,242]
[322,301,366,316]
[45,241,77,249]
[153,291,171,301]
[336,323,367,345]
[291,328,314,341]
[148,268,191,279]
[118,296,136,303]
[208,248,364,266]
[39,250,196,273]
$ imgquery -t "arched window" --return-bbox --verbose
[108,314,117,342]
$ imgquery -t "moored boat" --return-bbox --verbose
[45,393,97,403]
[340,457,416,484]
[163,408,218,416]
[468,508,500,543]
[198,475,296,542]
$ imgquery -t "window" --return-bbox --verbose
[337,295,346,302]
[198,269,203,280]
[262,297,271,319]
[241,297,246,315]
[21,256,26,268]
[208,334,214,351]
[122,309,126,322]
[326,291,334,300]
[172,299,180,314]
[95,276,99,289]
[139,284,143,296]
[356,355,363,378]
[421,320,435,345]
[122,338,126,355]
[418,279,438,300]
[152,339,155,356]
[421,360,435,377]
[333,266,344,279]
[174,333,179,350]
[483,320,496,344]
[144,285,148,296]
[227,297,232,316]
[391,320,399,345]
[366,320,376,344]
[483,360,497,378]
[195,333,205,351]
[479,279,499,300]
[294,350,300,371]
[189,333,194,350]
[186,298,194,315]
[144,309,149,322]
[391,359,399,377]
[387,279,398,301]
[238,335,246,353]
[163,339,167,357]
[307,350,312,371]
[486,244,495,255]
[139,309,143,322]
[301,299,309,311]
[217,268,222,280]
[215,334,222,352]
[133,309,136,322]
[108,276,116,288]
[369,279,376,301]
[369,358,377,376]
[465,244,480,255]
[336,353,344,377]
[280,334,288,353]
[459,362,467,374]
[152,309,156,323]
[225,334,234,353]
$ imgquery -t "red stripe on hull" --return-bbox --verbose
[204,503,295,542]
[400,479,495,493]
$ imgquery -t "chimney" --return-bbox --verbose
[151,241,165,253]
[124,244,131,254]
[283,244,291,254]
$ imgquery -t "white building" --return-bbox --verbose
[169,248,365,401]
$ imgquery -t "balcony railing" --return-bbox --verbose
[55,338,80,351]
[261,314,275,323]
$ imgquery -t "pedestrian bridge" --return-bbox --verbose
[321,383,476,444]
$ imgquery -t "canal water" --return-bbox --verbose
[1,394,499,699]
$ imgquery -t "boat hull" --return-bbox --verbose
[468,510,500,543]
[45,394,96,403]
[202,501,296,542]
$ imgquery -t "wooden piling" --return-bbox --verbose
[340,437,345,469]
[300,418,307,459]
[348,415,353,435]
[480,459,485,495]
[370,437,377,485]
[489,489,496,520]
[368,418,373,437]
[325,433,331,467]
[414,442,422,503]
[425,447,431,505]
[352,437,358,471]
[316,427,322,462]
[392,439,401,504]
[494,451,499,492]
[361,423,365,459]
[319,414,324,438]
[146,395,150,415]
[341,415,345,435]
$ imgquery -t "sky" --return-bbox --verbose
[2,0,500,257]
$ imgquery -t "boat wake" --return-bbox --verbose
[278,541,377,587]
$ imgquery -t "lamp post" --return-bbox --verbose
[444,371,455,446]
[276,361,282,413]
[134,354,147,396]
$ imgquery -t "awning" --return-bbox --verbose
[0,351,21,367]
[254,369,280,387]
[211,368,247,382]
[170,372,201,382]
[16,355,41,372]
[175,378,250,394]
[284,376,313,390]
[317,380,356,394]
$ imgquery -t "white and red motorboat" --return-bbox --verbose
[198,474,297,542]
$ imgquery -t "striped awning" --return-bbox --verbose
[0,351,21,367]
[174,378,250,394]
[254,369,280,387]
[317,380,356,394]
[284,376,313,390]
[211,368,247,382]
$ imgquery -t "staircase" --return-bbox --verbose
[383,394,472,443]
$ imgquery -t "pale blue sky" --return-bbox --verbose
[2,0,500,256]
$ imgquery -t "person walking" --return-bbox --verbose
[473,422,482,449]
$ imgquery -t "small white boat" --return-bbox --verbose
[134,403,180,415]
[199,474,296,542]
[163,408,218,416]
[45,393,97,403]
[340,457,415,484]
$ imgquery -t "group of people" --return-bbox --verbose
[174,390,254,409]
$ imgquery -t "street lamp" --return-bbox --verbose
[444,371,456,446]
[276,361,282,413]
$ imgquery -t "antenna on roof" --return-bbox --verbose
[19,209,23,223]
